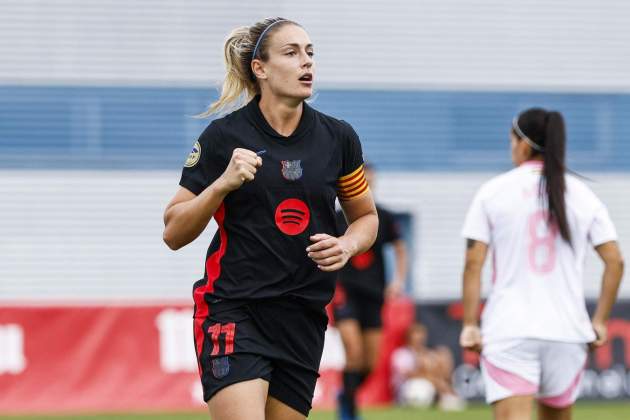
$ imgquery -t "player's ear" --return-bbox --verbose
[251,59,268,80]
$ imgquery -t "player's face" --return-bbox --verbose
[510,131,529,166]
[256,25,314,101]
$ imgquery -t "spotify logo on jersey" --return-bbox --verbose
[274,198,310,236]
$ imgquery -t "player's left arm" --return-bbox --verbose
[591,240,625,348]
[307,192,378,272]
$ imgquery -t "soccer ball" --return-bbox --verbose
[399,378,436,407]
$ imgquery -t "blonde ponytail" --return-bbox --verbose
[197,18,296,118]
[198,27,258,117]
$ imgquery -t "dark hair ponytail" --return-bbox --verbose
[514,108,571,245]
[542,112,571,244]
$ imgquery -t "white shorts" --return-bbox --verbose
[481,339,587,407]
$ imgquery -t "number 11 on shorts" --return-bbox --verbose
[208,322,236,356]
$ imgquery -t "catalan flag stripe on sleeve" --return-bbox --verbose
[337,164,370,201]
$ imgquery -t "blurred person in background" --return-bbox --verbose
[333,163,408,420]
[391,322,465,411]
[460,108,624,420]
[163,17,378,420]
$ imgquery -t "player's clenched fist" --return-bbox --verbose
[219,148,263,192]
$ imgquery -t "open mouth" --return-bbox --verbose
[299,73,313,83]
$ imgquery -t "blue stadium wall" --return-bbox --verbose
[2,86,629,171]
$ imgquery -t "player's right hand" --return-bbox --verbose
[307,234,354,272]
[219,148,263,192]
[459,325,482,353]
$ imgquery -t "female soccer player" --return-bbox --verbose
[459,108,624,420]
[333,164,408,420]
[162,17,378,420]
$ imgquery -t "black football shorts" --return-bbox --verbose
[333,285,384,329]
[193,296,328,416]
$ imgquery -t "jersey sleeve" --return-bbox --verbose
[588,205,618,246]
[179,122,225,196]
[461,187,491,244]
[337,122,370,202]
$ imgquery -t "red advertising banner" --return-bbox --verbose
[0,304,203,413]
[4,299,625,414]
[0,299,415,414]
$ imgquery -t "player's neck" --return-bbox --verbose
[520,158,544,167]
[258,94,303,137]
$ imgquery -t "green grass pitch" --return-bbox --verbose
[2,403,630,420]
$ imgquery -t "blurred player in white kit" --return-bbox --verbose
[459,108,624,420]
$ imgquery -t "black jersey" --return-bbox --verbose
[179,96,368,309]
[336,205,401,300]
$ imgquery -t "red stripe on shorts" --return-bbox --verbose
[193,203,227,376]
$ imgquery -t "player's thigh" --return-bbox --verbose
[333,292,364,363]
[362,327,382,371]
[337,319,364,367]
[538,341,587,410]
[355,296,383,370]
[265,395,306,420]
[207,378,268,420]
[492,395,534,420]
[481,340,540,405]
[538,402,572,420]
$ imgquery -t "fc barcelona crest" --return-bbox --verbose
[212,356,230,379]
[281,160,303,181]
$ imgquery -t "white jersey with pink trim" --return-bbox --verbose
[462,161,617,344]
